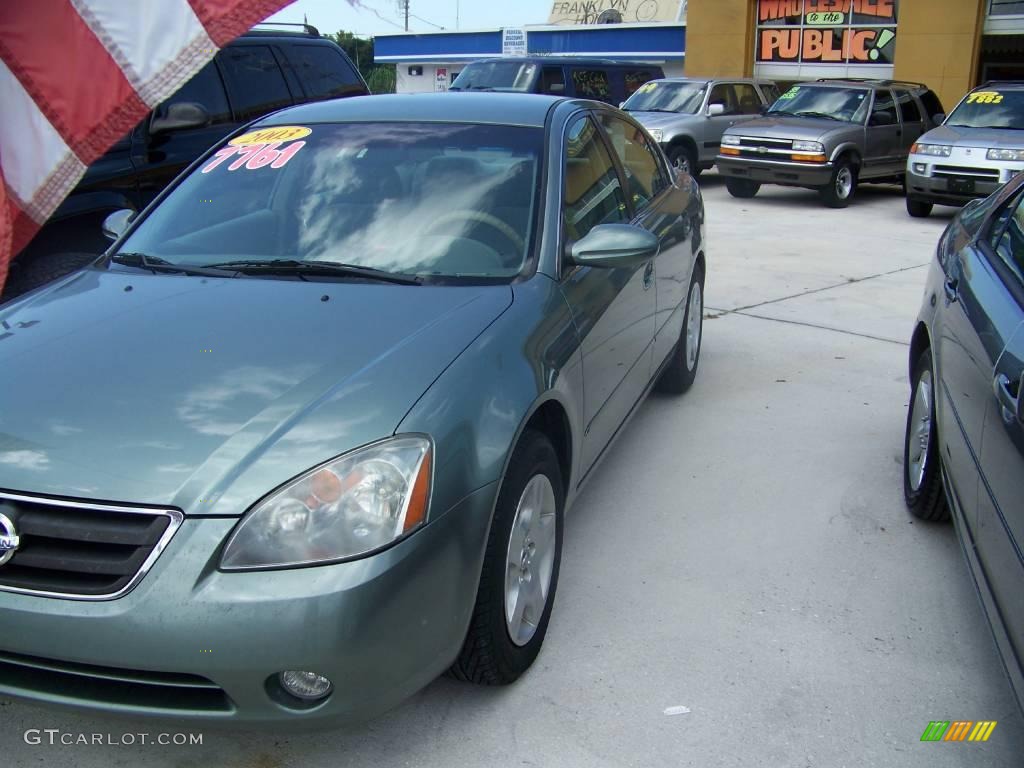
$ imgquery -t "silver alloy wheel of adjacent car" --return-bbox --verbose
[672,152,691,175]
[835,165,854,200]
[685,280,702,371]
[907,369,933,492]
[504,474,557,647]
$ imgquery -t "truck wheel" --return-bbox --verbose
[668,145,700,179]
[725,178,760,199]
[1,251,97,301]
[820,159,857,208]
[906,198,933,218]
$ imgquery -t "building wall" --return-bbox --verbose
[892,0,985,112]
[683,0,755,77]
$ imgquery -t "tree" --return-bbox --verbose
[326,30,396,94]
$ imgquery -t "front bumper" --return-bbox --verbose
[716,155,833,187]
[906,149,1021,206]
[0,483,497,725]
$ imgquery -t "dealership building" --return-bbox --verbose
[376,1,1024,112]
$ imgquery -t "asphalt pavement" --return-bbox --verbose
[3,174,1022,768]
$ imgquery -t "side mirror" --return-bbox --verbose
[150,102,210,135]
[570,224,659,268]
[870,110,895,126]
[932,112,946,125]
[102,209,136,241]
[546,83,565,94]
[707,103,726,117]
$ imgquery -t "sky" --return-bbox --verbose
[265,0,554,37]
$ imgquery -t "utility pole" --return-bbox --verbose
[398,0,409,31]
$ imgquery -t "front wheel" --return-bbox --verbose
[725,178,760,199]
[668,145,700,180]
[906,198,933,218]
[656,264,704,394]
[449,430,564,684]
[903,348,949,521]
[820,159,857,208]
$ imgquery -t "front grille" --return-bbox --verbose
[933,165,1000,181]
[0,650,233,713]
[0,491,182,599]
[738,137,794,150]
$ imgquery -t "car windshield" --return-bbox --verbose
[767,85,870,123]
[622,81,707,114]
[115,122,543,280]
[450,61,538,92]
[946,88,1024,129]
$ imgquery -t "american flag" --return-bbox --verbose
[0,0,293,294]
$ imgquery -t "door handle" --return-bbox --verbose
[994,373,1024,425]
[943,276,958,303]
[643,261,654,290]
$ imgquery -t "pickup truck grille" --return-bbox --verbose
[737,137,794,150]
[932,165,1000,182]
[0,491,182,600]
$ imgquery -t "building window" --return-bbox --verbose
[990,0,1024,16]
[755,0,899,67]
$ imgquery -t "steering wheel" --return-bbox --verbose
[423,210,525,254]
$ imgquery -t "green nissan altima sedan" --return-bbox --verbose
[0,93,706,724]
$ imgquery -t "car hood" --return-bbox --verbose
[628,111,699,130]
[724,116,855,141]
[919,124,1024,149]
[0,268,512,514]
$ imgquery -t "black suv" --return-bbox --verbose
[4,24,368,298]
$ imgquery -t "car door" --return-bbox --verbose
[864,88,902,177]
[133,60,236,207]
[595,110,691,368]
[894,87,927,155]
[702,83,741,161]
[558,113,657,475]
[974,195,1024,688]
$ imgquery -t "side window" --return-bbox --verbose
[708,83,736,115]
[286,45,363,100]
[624,70,656,98]
[733,83,762,115]
[895,89,922,124]
[992,193,1024,288]
[597,112,668,209]
[919,89,945,123]
[218,45,293,122]
[153,63,230,125]
[540,66,565,95]
[870,89,897,126]
[571,69,611,102]
[563,116,628,242]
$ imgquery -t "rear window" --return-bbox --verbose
[286,45,364,100]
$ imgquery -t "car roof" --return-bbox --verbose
[978,80,1024,90]
[655,76,771,84]
[253,92,563,128]
[467,57,660,67]
[811,78,928,90]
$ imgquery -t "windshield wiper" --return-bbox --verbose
[204,259,423,285]
[636,108,678,114]
[110,252,239,277]
[764,109,793,116]
[468,85,494,91]
[795,111,842,121]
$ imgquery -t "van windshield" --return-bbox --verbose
[622,81,707,114]
[450,61,538,92]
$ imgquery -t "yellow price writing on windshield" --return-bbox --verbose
[967,91,1003,105]
[638,82,657,94]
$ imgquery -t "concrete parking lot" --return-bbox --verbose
[3,174,1022,768]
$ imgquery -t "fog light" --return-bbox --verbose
[913,163,926,175]
[279,670,333,701]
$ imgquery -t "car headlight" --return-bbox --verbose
[911,143,952,157]
[792,140,824,153]
[721,135,741,146]
[220,435,432,570]
[648,128,663,142]
[987,148,1024,161]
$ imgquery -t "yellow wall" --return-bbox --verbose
[684,0,755,77]
[893,0,985,112]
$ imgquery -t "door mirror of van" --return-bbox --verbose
[102,209,136,241]
[707,103,726,117]
[150,102,210,135]
[546,82,565,94]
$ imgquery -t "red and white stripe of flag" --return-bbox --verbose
[0,0,292,293]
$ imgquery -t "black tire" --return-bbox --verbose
[820,158,857,208]
[1,251,97,301]
[668,145,700,180]
[725,178,760,199]
[657,263,705,394]
[903,348,950,522]
[449,430,564,684]
[906,198,933,218]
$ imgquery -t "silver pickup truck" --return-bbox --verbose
[621,77,779,178]
[716,79,944,208]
